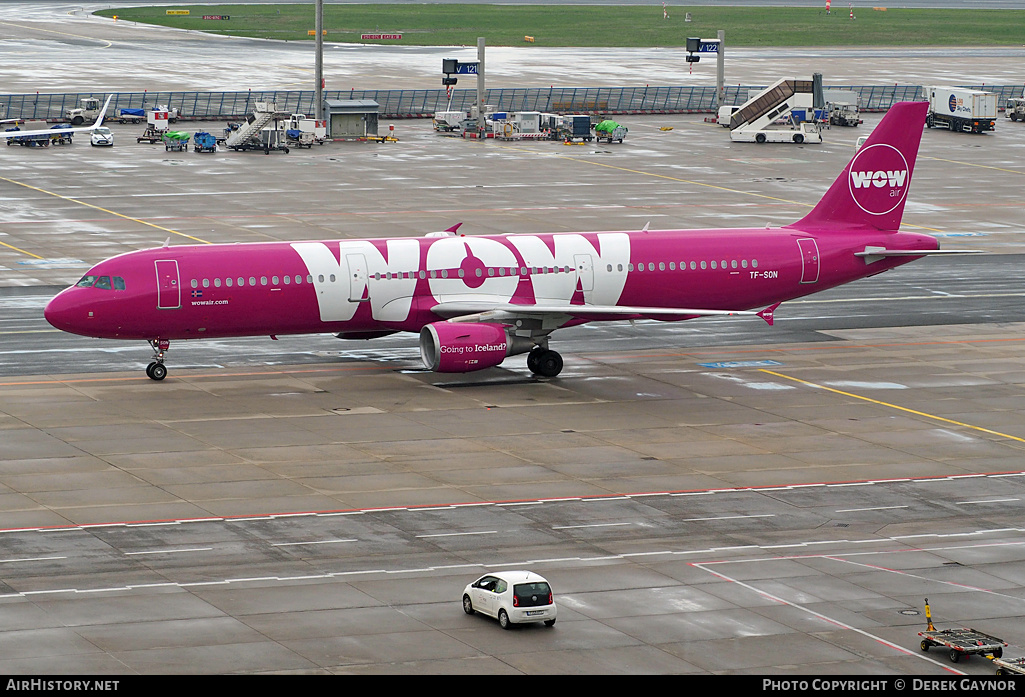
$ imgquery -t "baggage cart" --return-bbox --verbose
[193,131,217,153]
[918,598,1007,663]
[595,120,627,143]
[162,131,190,152]
[993,657,1025,676]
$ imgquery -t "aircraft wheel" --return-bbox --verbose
[526,347,544,374]
[149,363,167,381]
[535,350,563,378]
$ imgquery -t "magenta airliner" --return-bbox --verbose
[45,102,962,381]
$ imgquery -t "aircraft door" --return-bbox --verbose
[346,253,369,303]
[154,259,181,309]
[797,238,820,284]
[574,254,594,292]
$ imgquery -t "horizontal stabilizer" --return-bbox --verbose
[855,246,985,263]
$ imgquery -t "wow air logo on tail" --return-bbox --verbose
[847,143,910,216]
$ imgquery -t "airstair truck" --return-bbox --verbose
[728,78,823,144]
[923,86,997,133]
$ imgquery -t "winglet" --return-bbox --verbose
[757,302,781,326]
[94,95,113,129]
[445,223,463,233]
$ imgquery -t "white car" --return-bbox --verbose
[462,570,557,629]
[90,126,113,146]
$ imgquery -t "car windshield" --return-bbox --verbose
[95,128,111,135]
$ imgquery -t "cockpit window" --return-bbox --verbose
[74,274,126,290]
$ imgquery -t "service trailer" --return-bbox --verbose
[922,86,997,133]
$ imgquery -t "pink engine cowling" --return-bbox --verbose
[419,322,510,373]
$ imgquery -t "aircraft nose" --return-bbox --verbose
[44,289,84,334]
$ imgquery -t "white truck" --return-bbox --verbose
[280,113,327,146]
[65,97,103,125]
[1005,96,1025,122]
[433,110,467,132]
[923,86,997,133]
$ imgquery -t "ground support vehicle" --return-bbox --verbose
[1006,97,1025,122]
[433,110,466,132]
[728,78,823,144]
[137,126,165,144]
[66,97,103,125]
[116,108,146,124]
[828,103,862,127]
[918,598,1006,663]
[594,120,627,143]
[993,657,1025,675]
[228,126,289,154]
[48,124,74,145]
[193,132,217,152]
[920,628,1007,663]
[5,121,50,147]
[153,105,179,123]
[162,131,190,152]
[551,114,593,142]
[462,571,557,629]
[284,129,315,148]
[923,86,997,133]
[280,114,327,145]
[90,126,114,147]
[732,121,822,144]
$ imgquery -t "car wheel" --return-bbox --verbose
[462,594,474,615]
[498,609,511,629]
[544,619,556,627]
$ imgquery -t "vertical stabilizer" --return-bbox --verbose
[787,101,928,233]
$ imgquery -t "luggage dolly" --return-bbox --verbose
[918,598,1007,664]
[993,657,1025,676]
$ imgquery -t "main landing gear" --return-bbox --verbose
[146,339,170,381]
[526,346,563,378]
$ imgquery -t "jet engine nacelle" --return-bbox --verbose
[419,321,510,373]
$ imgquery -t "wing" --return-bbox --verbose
[432,301,778,324]
[1,95,112,139]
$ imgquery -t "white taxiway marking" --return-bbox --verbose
[692,561,966,675]
[271,539,357,547]
[124,548,212,556]
[956,498,1020,505]
[835,506,910,512]
[552,522,634,530]
[681,514,776,522]
[415,531,498,538]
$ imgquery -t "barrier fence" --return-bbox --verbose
[2,85,1022,122]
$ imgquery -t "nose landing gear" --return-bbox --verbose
[146,339,170,381]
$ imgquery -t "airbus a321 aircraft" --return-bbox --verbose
[45,101,964,381]
[1,96,112,141]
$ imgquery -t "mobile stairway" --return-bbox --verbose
[728,78,822,144]
[224,101,290,151]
